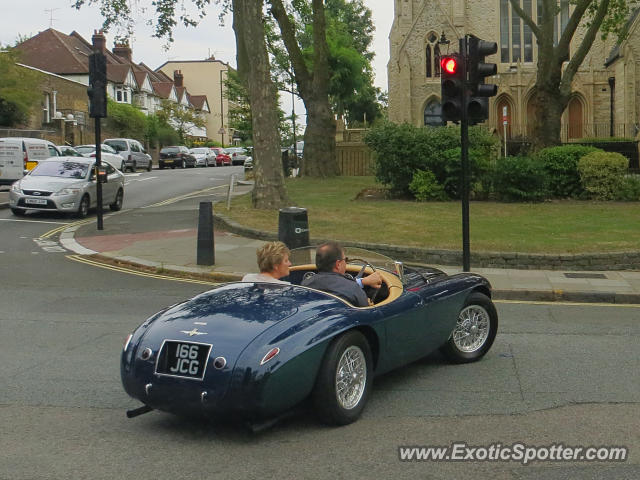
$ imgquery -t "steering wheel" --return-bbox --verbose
[352,260,382,304]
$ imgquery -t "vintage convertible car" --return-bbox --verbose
[121,247,498,427]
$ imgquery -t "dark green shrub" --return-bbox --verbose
[578,151,627,200]
[493,156,549,202]
[409,169,448,201]
[364,122,498,197]
[615,175,640,201]
[534,145,600,198]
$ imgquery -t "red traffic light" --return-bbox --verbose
[441,57,458,74]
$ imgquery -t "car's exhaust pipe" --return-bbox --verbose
[126,405,153,418]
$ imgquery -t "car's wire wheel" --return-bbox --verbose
[335,345,367,410]
[452,304,490,353]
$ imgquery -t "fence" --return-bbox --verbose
[496,122,640,143]
[336,142,374,176]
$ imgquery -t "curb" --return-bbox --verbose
[493,289,640,305]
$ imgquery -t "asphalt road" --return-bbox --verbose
[1,169,638,479]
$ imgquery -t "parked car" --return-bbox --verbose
[0,137,61,185]
[243,156,253,172]
[75,144,125,167]
[226,147,248,166]
[189,147,214,167]
[104,138,152,172]
[57,145,83,157]
[120,247,498,427]
[159,146,196,169]
[212,148,231,167]
[9,157,124,218]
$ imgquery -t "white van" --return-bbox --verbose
[0,138,61,185]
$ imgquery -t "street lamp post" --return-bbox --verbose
[220,68,225,147]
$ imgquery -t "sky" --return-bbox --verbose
[0,0,395,124]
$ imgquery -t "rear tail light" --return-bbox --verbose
[23,150,28,169]
[90,153,96,157]
[260,347,280,365]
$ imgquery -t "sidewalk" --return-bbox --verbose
[4,185,640,303]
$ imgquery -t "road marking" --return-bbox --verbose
[125,173,142,177]
[495,299,640,308]
[40,217,95,239]
[66,255,219,286]
[136,176,157,182]
[33,238,67,253]
[0,218,71,225]
[143,184,229,208]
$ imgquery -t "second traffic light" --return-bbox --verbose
[440,54,464,122]
[467,35,497,123]
[88,52,107,118]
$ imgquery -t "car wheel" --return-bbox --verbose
[76,194,90,218]
[159,163,165,170]
[181,159,186,169]
[131,162,137,172]
[109,188,124,211]
[120,161,126,172]
[147,161,152,172]
[440,292,498,364]
[11,208,25,216]
[312,330,373,425]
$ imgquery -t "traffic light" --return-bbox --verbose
[467,35,497,123]
[88,52,107,118]
[440,54,463,123]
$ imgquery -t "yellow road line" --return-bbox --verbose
[66,255,219,286]
[495,299,640,308]
[144,185,229,208]
[41,218,95,239]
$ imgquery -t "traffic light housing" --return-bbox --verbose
[467,35,497,123]
[88,52,107,118]
[440,54,463,123]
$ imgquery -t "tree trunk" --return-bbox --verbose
[302,93,339,177]
[531,87,568,151]
[232,0,289,209]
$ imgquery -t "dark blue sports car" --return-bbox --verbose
[121,247,498,426]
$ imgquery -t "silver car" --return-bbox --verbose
[9,157,125,218]
[189,147,214,167]
[104,138,152,172]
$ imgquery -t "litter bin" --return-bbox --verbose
[278,207,310,250]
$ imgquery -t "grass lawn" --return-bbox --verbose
[226,176,640,253]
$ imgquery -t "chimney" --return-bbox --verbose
[91,29,107,54]
[173,70,184,88]
[113,41,132,63]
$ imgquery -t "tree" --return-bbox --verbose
[106,99,147,139]
[155,100,206,143]
[510,0,635,150]
[232,0,289,208]
[73,0,289,209]
[0,48,41,127]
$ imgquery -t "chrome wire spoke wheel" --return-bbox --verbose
[335,345,367,410]
[452,305,490,353]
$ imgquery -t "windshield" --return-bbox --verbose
[290,246,396,273]
[31,161,89,179]
[105,140,127,152]
[75,146,94,155]
[161,147,179,153]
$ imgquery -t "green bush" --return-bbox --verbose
[534,145,600,198]
[493,156,549,202]
[615,175,640,201]
[409,169,448,201]
[106,100,147,140]
[364,122,498,198]
[578,151,628,200]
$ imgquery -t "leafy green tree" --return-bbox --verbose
[155,100,206,143]
[0,48,41,127]
[510,0,636,150]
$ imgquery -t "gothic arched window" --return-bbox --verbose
[424,100,444,126]
[425,32,441,78]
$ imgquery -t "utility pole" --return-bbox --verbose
[219,68,225,147]
[87,50,107,230]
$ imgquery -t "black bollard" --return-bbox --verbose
[278,207,310,250]
[197,202,215,265]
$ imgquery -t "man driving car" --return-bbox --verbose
[302,241,382,307]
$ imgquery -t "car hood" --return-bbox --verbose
[18,176,86,192]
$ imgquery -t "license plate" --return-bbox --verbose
[25,198,48,205]
[155,340,212,380]
[164,159,173,163]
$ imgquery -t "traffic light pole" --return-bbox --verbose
[95,117,103,230]
[460,37,471,272]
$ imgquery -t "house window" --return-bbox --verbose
[116,88,123,102]
[115,87,130,103]
[42,93,50,124]
[424,100,444,126]
[425,32,441,78]
[500,0,569,63]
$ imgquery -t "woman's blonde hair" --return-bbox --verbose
[257,241,290,273]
